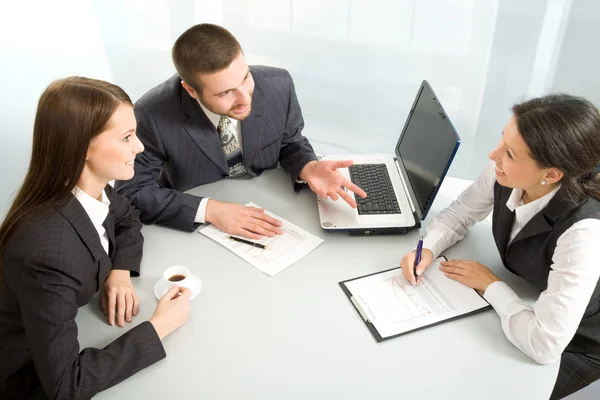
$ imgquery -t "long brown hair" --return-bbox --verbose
[0,77,132,264]
[512,94,600,204]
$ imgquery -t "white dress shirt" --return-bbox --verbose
[72,187,111,254]
[423,160,600,364]
[193,101,244,224]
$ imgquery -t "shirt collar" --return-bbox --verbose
[505,184,562,222]
[197,100,239,129]
[72,187,110,227]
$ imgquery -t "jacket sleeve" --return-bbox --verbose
[9,249,166,400]
[115,101,202,232]
[276,72,319,186]
[105,185,144,276]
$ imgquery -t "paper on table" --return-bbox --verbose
[343,257,490,339]
[198,202,324,276]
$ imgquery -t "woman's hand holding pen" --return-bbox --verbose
[400,248,433,285]
[439,260,500,294]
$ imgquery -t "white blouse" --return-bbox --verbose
[422,160,600,364]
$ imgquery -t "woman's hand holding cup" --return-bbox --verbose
[149,285,191,340]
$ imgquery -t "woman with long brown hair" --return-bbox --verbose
[400,94,600,399]
[0,77,191,399]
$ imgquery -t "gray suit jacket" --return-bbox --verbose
[0,185,165,399]
[115,66,318,232]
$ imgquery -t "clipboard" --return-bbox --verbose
[339,256,492,342]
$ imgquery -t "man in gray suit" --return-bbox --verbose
[116,24,365,238]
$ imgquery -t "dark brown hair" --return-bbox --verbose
[172,23,243,92]
[512,94,600,204]
[0,77,132,263]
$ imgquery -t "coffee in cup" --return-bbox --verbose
[162,265,192,290]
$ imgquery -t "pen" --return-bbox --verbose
[228,235,269,250]
[414,235,423,282]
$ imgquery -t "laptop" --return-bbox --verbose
[317,80,461,235]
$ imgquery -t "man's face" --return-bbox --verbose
[188,52,255,120]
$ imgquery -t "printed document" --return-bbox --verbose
[342,257,490,339]
[199,202,324,276]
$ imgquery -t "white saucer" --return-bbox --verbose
[153,275,202,300]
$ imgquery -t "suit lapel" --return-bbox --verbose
[508,194,570,248]
[495,187,515,258]
[181,89,229,174]
[58,197,107,262]
[103,213,116,258]
[241,86,266,169]
[508,213,552,247]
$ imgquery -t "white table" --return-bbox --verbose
[78,168,558,399]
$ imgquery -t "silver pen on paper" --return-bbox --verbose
[350,296,371,322]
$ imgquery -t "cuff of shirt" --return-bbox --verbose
[194,197,210,224]
[483,280,521,314]
[422,230,447,259]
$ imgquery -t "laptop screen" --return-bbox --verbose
[395,81,460,220]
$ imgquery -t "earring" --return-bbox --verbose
[541,179,547,185]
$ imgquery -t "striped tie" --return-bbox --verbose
[217,115,247,177]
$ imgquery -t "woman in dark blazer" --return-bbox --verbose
[400,94,600,399]
[0,77,191,399]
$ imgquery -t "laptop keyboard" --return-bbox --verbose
[348,164,401,215]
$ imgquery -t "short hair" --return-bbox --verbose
[172,24,243,91]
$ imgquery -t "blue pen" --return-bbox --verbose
[414,236,424,283]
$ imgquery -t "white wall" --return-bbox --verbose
[1,0,597,219]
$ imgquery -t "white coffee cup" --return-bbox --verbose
[163,265,192,291]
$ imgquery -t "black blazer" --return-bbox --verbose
[0,185,165,399]
[115,66,318,232]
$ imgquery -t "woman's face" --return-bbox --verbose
[85,103,144,182]
[488,116,547,191]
